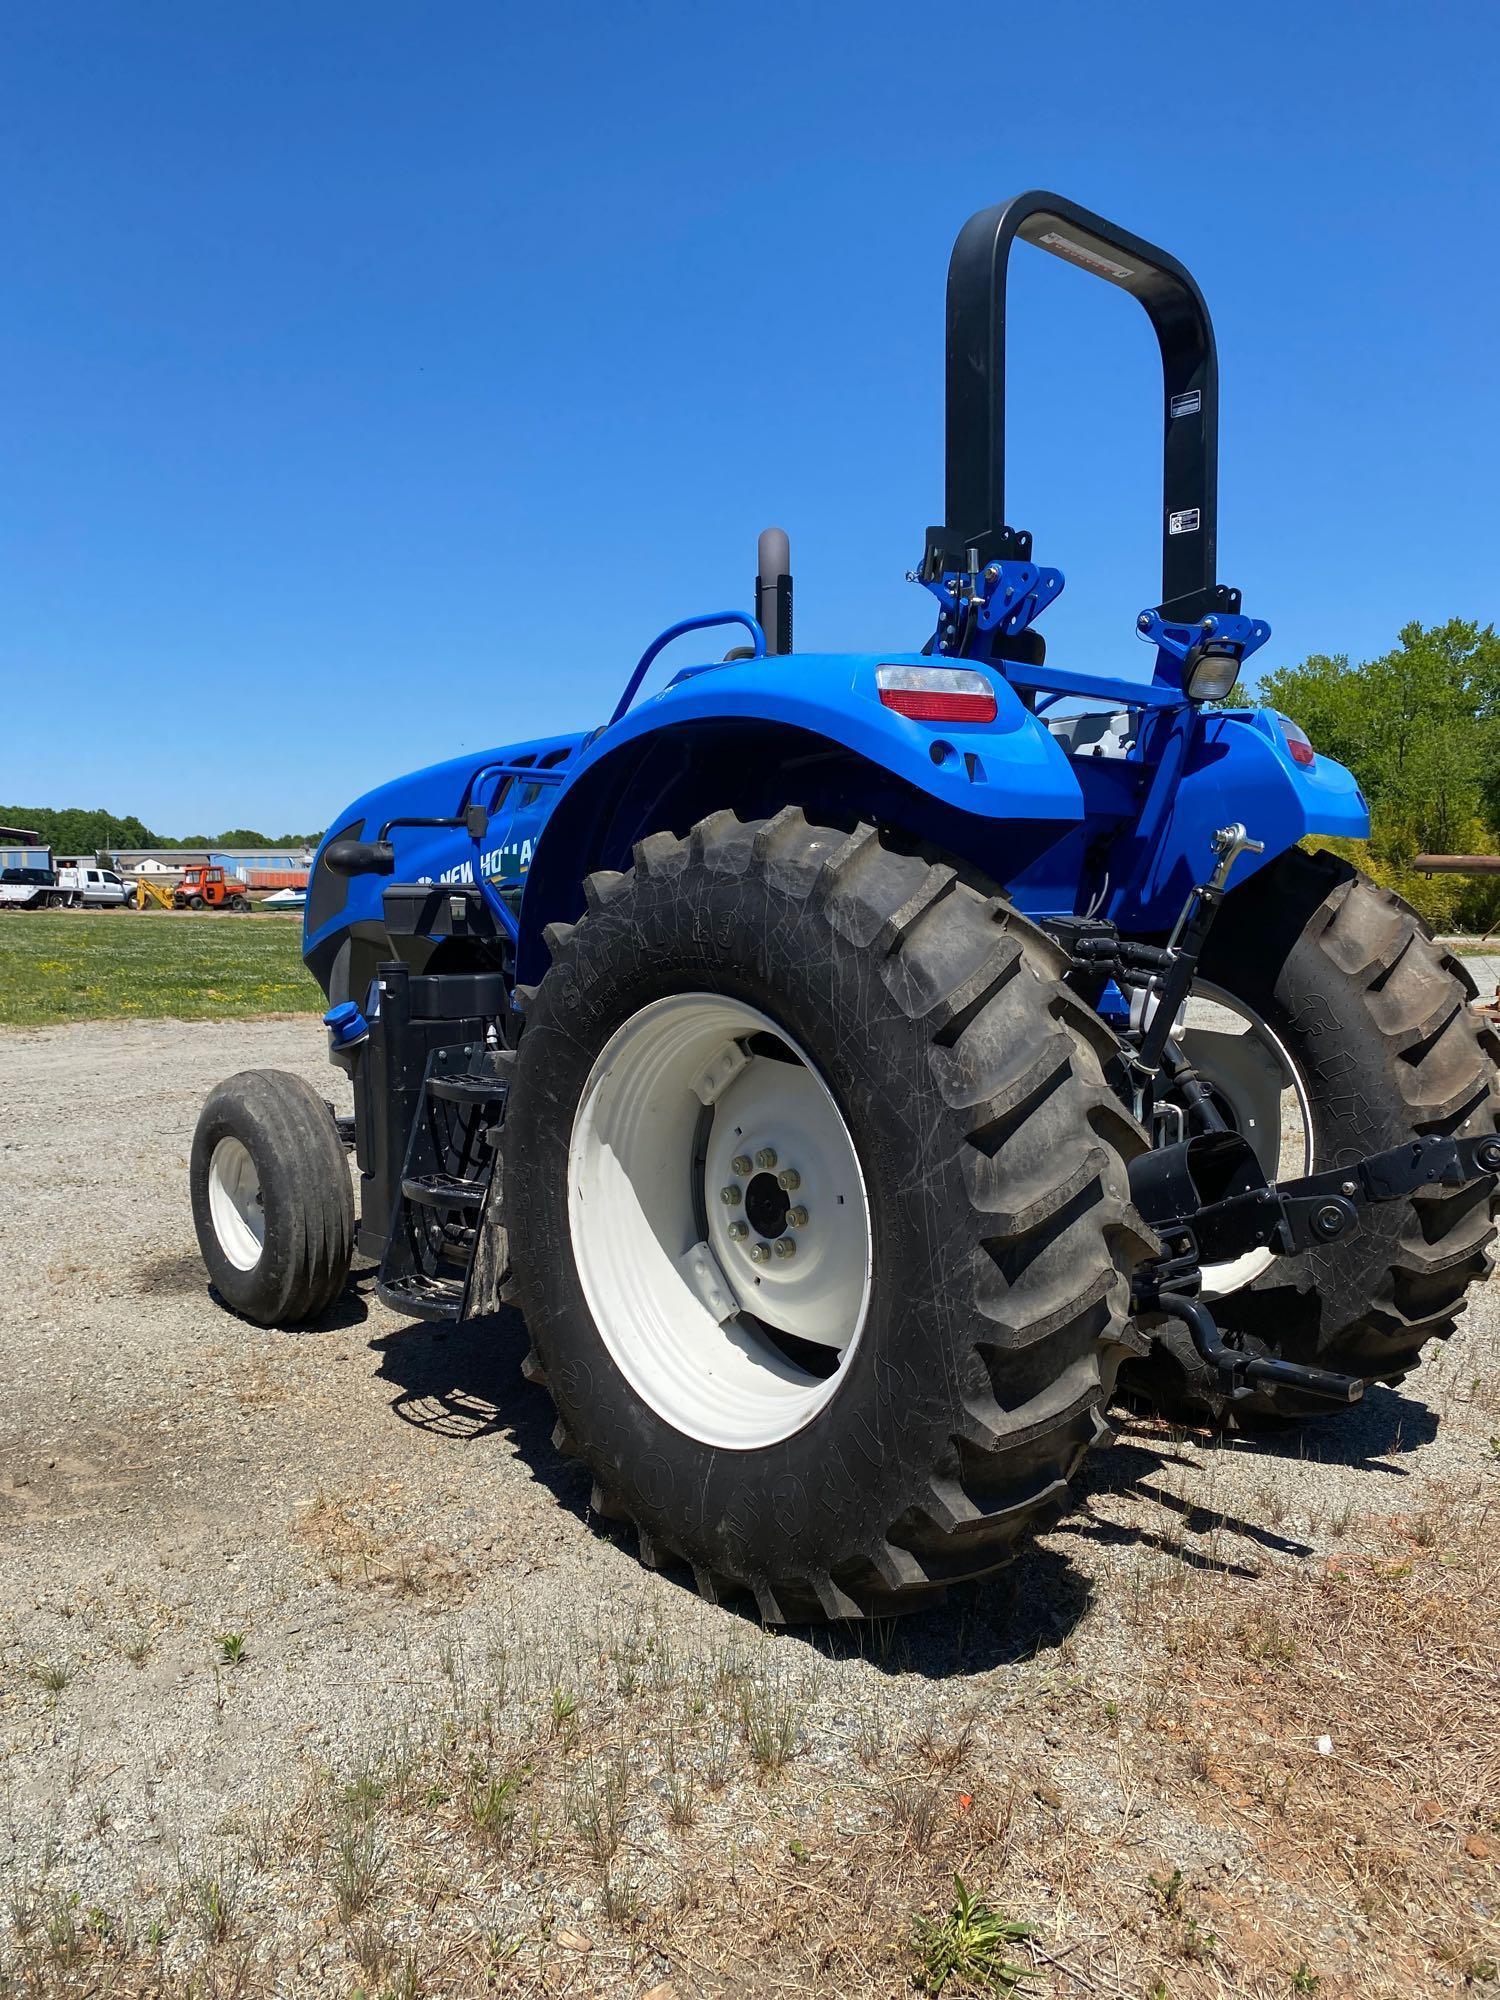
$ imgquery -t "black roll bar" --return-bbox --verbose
[927,191,1231,623]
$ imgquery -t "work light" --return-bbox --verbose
[1183,645,1240,703]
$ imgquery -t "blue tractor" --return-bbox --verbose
[191,194,1500,1620]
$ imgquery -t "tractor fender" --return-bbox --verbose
[1108,706,1371,931]
[515,651,1085,983]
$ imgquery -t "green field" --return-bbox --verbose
[0,911,324,1026]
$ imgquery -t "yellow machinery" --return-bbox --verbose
[131,876,176,910]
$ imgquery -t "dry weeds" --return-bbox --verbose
[5,1453,1498,1998]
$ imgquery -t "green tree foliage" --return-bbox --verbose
[0,806,155,853]
[0,809,323,853]
[1254,619,1500,935]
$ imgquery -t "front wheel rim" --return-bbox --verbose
[567,993,872,1451]
[207,1135,266,1271]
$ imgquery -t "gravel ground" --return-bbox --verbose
[2,1013,1497,1996]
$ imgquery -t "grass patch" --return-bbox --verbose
[0,911,321,1026]
[912,1876,1034,1993]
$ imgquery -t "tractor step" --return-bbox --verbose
[426,1073,505,1106]
[400,1171,487,1210]
[376,1272,465,1322]
[377,1042,510,1322]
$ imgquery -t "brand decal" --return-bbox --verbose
[418,840,533,888]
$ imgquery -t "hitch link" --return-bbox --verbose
[1131,823,1264,1095]
[1130,1130,1500,1404]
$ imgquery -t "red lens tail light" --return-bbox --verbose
[876,665,997,724]
[1278,716,1316,768]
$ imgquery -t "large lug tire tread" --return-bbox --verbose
[1192,847,1499,1411]
[190,1069,355,1327]
[504,810,1154,1620]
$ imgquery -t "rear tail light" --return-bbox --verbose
[1278,716,1316,768]
[876,664,997,723]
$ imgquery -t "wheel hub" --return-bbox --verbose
[744,1170,790,1240]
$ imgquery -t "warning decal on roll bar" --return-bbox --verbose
[1168,508,1201,535]
[1037,230,1134,284]
[1169,390,1202,419]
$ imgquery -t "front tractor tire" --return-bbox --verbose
[503,810,1154,1620]
[190,1070,354,1326]
[1166,848,1499,1413]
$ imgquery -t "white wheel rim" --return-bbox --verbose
[208,1135,266,1272]
[1179,981,1314,1298]
[568,993,872,1450]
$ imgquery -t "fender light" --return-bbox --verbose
[876,664,997,723]
[1278,716,1316,768]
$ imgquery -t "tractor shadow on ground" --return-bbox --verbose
[1049,1382,1441,1575]
[291,1285,372,1334]
[363,1306,1442,1680]
[368,1301,589,1480]
[366,1305,1096,1677]
[1113,1379,1439,1476]
[1225,1381,1439,1470]
[139,1251,373,1332]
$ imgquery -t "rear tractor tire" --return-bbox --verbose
[1150,847,1499,1415]
[190,1070,354,1325]
[502,809,1155,1620]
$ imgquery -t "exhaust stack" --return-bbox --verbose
[756,527,793,656]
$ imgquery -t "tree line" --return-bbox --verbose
[0,808,324,853]
[1251,618,1500,934]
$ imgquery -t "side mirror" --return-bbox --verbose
[464,802,489,840]
[323,839,396,876]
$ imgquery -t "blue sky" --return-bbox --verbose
[5,0,1498,835]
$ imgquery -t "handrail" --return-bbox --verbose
[608,611,766,728]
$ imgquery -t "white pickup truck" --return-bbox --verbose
[0,864,66,909]
[54,861,130,908]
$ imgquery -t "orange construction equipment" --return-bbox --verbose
[174,865,251,912]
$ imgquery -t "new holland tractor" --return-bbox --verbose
[190,193,1500,1621]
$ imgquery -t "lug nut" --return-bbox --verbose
[731,1153,752,1177]
[754,1147,778,1170]
[749,1241,771,1264]
[773,1237,796,1259]
[787,1205,808,1228]
[728,1220,749,1240]
[777,1167,800,1191]
[720,1184,742,1207]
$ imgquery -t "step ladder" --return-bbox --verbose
[376,1041,512,1324]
